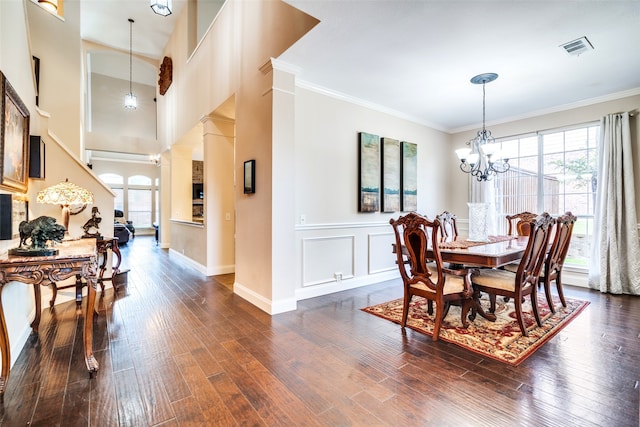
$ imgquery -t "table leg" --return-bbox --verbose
[31,284,42,332]
[83,266,99,376]
[98,248,108,293]
[111,242,122,274]
[469,287,497,322]
[0,287,9,396]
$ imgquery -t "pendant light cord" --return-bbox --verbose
[128,18,134,94]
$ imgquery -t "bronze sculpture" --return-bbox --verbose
[82,207,102,238]
[9,216,66,256]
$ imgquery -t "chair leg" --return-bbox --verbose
[514,294,528,337]
[489,293,497,313]
[441,302,451,319]
[530,287,543,327]
[427,300,434,316]
[401,295,412,327]
[432,303,442,341]
[543,276,555,314]
[556,273,567,308]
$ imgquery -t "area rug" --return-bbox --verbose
[362,293,589,365]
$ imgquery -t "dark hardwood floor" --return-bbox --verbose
[0,236,638,426]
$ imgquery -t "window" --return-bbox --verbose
[128,189,152,227]
[493,123,599,268]
[128,175,152,186]
[100,173,157,229]
[99,173,123,185]
[113,188,124,212]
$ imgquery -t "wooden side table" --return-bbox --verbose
[0,239,100,396]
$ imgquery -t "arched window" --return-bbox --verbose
[128,175,152,186]
[99,173,123,185]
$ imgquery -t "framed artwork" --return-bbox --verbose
[0,194,28,240]
[1,72,30,192]
[358,132,380,212]
[381,137,400,212]
[244,159,255,194]
[401,141,418,211]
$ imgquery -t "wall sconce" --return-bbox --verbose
[36,179,94,233]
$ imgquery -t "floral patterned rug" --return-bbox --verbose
[362,293,589,365]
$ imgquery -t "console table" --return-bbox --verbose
[49,237,122,307]
[0,239,100,396]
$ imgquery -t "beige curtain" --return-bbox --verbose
[589,112,640,294]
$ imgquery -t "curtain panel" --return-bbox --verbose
[589,112,640,295]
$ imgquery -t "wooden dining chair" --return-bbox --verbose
[540,211,577,313]
[435,211,458,243]
[390,212,475,341]
[506,211,538,236]
[471,213,554,336]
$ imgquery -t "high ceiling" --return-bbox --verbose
[82,0,640,134]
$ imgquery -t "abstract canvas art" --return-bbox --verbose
[358,132,380,212]
[381,137,400,212]
[401,141,417,211]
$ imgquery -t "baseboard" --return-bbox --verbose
[206,264,235,276]
[168,249,207,275]
[233,281,297,315]
[295,270,400,301]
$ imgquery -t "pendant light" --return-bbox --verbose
[150,0,173,17]
[124,18,137,109]
[455,73,509,181]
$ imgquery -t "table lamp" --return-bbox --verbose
[36,178,94,233]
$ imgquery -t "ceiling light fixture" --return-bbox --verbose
[38,0,58,12]
[455,73,509,181]
[124,18,137,109]
[150,0,172,16]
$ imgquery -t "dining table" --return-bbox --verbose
[393,235,529,322]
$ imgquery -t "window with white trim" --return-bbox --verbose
[493,123,599,268]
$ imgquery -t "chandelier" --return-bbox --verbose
[150,0,173,16]
[455,73,509,181]
[124,18,137,109]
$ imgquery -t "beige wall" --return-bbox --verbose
[292,85,452,301]
[26,0,82,157]
[0,0,115,367]
[158,0,318,313]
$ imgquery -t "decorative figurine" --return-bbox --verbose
[82,207,102,238]
[9,216,66,256]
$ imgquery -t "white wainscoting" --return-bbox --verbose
[302,235,355,287]
[368,231,396,274]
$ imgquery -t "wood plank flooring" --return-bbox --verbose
[0,236,638,426]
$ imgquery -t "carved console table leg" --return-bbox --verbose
[83,263,99,376]
[31,283,42,332]
[0,287,9,396]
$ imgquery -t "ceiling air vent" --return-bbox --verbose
[560,36,594,56]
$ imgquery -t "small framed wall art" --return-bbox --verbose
[244,159,255,194]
